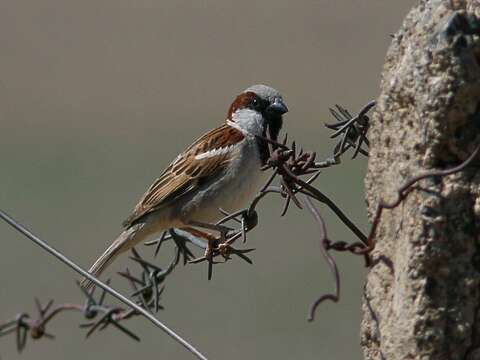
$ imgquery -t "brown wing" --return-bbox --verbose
[122,124,245,227]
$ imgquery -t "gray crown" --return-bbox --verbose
[244,84,283,102]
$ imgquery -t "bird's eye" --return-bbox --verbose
[251,98,259,108]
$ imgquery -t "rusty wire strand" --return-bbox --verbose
[306,143,480,321]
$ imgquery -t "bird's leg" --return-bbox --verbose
[180,227,218,258]
[184,220,233,258]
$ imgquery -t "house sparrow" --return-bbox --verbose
[80,84,288,289]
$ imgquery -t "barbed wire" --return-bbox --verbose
[4,100,476,357]
[0,101,374,356]
[0,210,208,359]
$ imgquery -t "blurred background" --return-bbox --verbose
[0,1,416,359]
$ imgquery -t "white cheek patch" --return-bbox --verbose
[194,144,237,160]
[229,109,265,136]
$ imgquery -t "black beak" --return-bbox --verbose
[267,97,288,115]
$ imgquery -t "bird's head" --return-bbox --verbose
[226,84,288,141]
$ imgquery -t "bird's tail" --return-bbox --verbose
[80,225,143,291]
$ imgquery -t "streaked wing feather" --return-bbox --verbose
[122,124,245,227]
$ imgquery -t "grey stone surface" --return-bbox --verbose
[362,1,480,359]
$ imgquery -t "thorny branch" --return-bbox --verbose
[2,99,479,354]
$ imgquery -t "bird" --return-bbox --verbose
[80,84,288,290]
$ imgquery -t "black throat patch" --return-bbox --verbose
[256,115,283,165]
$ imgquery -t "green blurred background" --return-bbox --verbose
[0,1,415,359]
